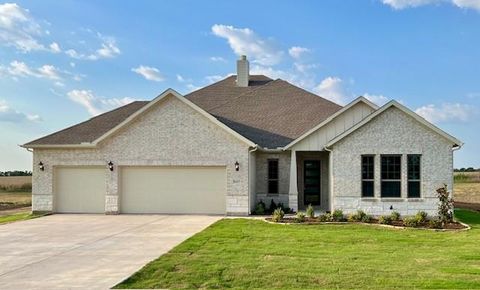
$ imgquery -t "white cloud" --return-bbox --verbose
[0,3,45,52]
[313,77,347,105]
[453,0,480,10]
[415,103,474,123]
[211,24,283,66]
[176,74,185,82]
[210,56,226,62]
[67,90,135,116]
[49,42,61,53]
[65,35,121,60]
[0,99,41,122]
[69,62,75,68]
[205,75,224,84]
[3,61,62,80]
[363,93,390,106]
[288,46,310,59]
[293,62,317,74]
[382,0,480,11]
[131,65,164,82]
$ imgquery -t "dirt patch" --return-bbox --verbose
[454,183,480,204]
[0,176,32,186]
[455,202,480,212]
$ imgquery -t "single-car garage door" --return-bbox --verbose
[54,167,106,213]
[120,166,226,214]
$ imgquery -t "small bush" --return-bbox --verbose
[404,216,420,227]
[272,208,284,223]
[348,210,366,222]
[415,211,428,223]
[306,204,315,218]
[379,215,393,225]
[253,200,266,215]
[391,211,401,221]
[295,212,306,223]
[268,199,277,213]
[429,219,443,229]
[331,209,345,222]
[318,213,331,222]
[436,184,454,226]
[361,214,373,223]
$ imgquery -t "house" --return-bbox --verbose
[22,56,462,216]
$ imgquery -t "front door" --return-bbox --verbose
[304,160,321,206]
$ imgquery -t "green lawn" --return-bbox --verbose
[0,212,44,225]
[116,209,480,289]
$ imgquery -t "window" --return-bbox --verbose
[361,155,374,197]
[267,159,279,194]
[381,155,401,197]
[407,155,421,198]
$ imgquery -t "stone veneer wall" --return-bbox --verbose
[32,95,251,215]
[255,151,290,207]
[331,107,454,216]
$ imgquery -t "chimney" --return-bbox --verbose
[236,55,249,87]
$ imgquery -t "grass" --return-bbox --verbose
[116,209,480,289]
[0,211,44,225]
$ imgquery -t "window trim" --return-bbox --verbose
[380,154,402,198]
[361,155,375,198]
[267,158,279,195]
[407,154,421,198]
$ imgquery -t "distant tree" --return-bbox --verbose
[0,171,32,176]
[466,167,475,172]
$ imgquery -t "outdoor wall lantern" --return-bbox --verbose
[38,161,45,171]
[389,205,394,210]
[107,161,114,172]
[235,161,239,171]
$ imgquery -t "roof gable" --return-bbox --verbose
[325,100,463,148]
[23,89,255,148]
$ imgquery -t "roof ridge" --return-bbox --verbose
[24,101,148,146]
[204,78,280,113]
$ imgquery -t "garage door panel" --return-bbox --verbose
[121,166,226,214]
[54,167,106,213]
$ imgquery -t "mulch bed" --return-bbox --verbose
[265,217,468,230]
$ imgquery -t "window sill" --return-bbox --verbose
[380,198,404,202]
[361,197,378,202]
[406,198,424,202]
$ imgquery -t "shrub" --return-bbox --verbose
[277,202,292,214]
[348,210,366,222]
[306,204,315,218]
[295,212,306,223]
[253,200,266,215]
[331,209,345,222]
[391,211,401,221]
[436,184,454,226]
[318,213,331,222]
[403,216,420,227]
[272,208,284,223]
[361,214,373,223]
[429,219,443,229]
[415,211,428,223]
[379,215,393,225]
[268,199,277,213]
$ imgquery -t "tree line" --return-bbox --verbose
[0,171,33,176]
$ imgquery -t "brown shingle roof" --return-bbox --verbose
[25,75,342,148]
[186,75,342,147]
[24,101,149,146]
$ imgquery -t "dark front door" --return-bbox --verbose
[304,160,321,206]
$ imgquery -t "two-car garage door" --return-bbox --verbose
[54,166,226,214]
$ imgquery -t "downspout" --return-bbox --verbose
[451,144,462,219]
[248,145,258,215]
[324,146,333,212]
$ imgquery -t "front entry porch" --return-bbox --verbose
[289,151,330,212]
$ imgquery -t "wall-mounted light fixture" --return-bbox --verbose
[389,205,393,210]
[38,162,45,171]
[107,161,114,172]
[235,161,239,171]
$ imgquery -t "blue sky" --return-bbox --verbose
[1,0,479,170]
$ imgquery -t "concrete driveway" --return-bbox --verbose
[0,214,221,289]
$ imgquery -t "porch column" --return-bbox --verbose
[288,150,299,212]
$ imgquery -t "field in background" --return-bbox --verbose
[0,176,32,211]
[454,172,480,210]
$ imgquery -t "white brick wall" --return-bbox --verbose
[32,95,251,215]
[331,107,454,217]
